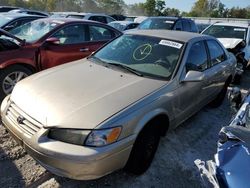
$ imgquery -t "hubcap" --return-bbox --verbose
[2,71,28,94]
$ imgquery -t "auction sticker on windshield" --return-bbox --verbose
[159,40,183,49]
[234,28,246,31]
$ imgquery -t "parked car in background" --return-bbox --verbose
[1,30,236,180]
[8,8,49,17]
[137,17,199,33]
[65,13,116,24]
[0,6,19,12]
[108,21,139,31]
[196,23,210,33]
[0,13,45,31]
[134,16,148,23]
[124,16,137,22]
[50,12,78,18]
[0,18,121,98]
[110,14,126,21]
[202,22,250,69]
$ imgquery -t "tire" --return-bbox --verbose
[209,79,230,108]
[0,65,32,100]
[124,124,160,175]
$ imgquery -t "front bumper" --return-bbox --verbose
[1,97,135,180]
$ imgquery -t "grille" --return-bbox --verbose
[6,102,42,137]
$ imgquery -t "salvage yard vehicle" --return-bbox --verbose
[138,17,199,33]
[108,21,139,31]
[8,8,50,17]
[65,13,116,24]
[195,89,250,188]
[1,30,236,180]
[0,18,121,99]
[0,13,45,31]
[202,22,250,70]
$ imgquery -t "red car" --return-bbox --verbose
[0,18,121,98]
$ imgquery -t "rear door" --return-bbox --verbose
[204,40,229,101]
[39,23,117,70]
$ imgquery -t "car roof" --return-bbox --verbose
[67,13,110,17]
[125,29,210,43]
[148,16,189,21]
[32,17,114,26]
[213,22,249,28]
[0,13,44,18]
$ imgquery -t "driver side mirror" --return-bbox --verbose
[45,37,60,45]
[181,70,204,82]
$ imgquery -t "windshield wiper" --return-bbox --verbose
[108,63,143,77]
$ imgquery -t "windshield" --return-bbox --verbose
[0,15,13,27]
[138,18,174,30]
[93,34,183,80]
[9,19,62,43]
[203,25,248,40]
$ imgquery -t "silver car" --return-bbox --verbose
[1,30,236,180]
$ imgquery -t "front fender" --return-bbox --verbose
[133,108,170,135]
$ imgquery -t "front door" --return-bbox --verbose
[38,23,113,70]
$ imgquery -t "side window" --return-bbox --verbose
[88,25,113,41]
[186,41,208,72]
[183,20,191,31]
[51,24,86,44]
[173,20,182,31]
[89,16,107,24]
[207,40,226,66]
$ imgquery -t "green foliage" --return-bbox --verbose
[163,8,180,17]
[1,0,250,18]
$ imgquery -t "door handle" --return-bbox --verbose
[79,48,89,52]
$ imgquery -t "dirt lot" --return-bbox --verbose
[1,71,250,188]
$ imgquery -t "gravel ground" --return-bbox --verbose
[0,71,249,188]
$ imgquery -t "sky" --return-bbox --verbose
[124,0,250,12]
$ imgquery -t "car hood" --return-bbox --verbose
[217,38,243,49]
[11,59,167,129]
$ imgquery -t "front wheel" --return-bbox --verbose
[124,124,160,175]
[0,65,32,100]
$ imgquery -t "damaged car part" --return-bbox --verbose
[195,90,250,188]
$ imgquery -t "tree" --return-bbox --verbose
[189,0,209,17]
[155,0,165,16]
[228,7,248,18]
[96,0,125,14]
[128,3,145,16]
[163,8,180,16]
[144,0,156,16]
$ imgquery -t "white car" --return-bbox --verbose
[202,22,250,68]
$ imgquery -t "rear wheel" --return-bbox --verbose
[0,65,32,100]
[124,124,160,175]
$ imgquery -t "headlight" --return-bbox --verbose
[85,127,122,147]
[48,129,90,145]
